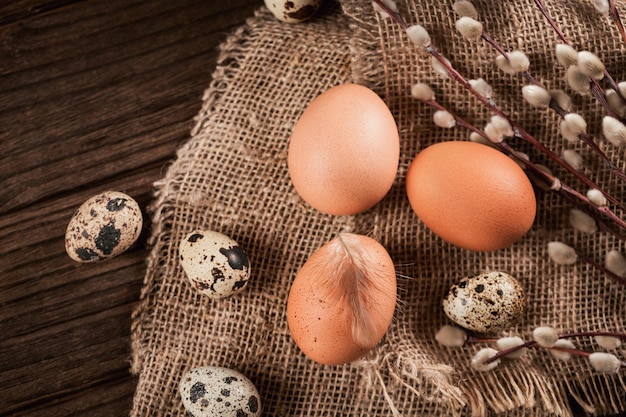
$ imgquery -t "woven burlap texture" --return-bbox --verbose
[131,1,626,416]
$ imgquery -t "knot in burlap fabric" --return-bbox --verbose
[130,1,626,415]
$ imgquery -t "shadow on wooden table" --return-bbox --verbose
[0,1,262,415]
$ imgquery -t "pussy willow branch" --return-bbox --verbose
[430,36,626,212]
[422,98,626,281]
[479,31,626,184]
[481,330,626,365]
[534,0,626,110]
[609,0,626,45]
[372,0,626,224]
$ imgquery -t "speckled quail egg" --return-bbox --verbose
[179,366,261,417]
[442,271,526,333]
[64,191,143,262]
[179,230,251,299]
[264,0,322,23]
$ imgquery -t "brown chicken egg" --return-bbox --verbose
[287,233,397,365]
[288,83,400,216]
[406,141,536,251]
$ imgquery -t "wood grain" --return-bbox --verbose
[0,0,262,415]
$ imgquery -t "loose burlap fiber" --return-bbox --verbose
[130,1,626,415]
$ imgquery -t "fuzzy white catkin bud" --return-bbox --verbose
[559,119,584,143]
[562,149,584,170]
[496,51,530,74]
[591,0,610,15]
[589,352,622,374]
[469,78,493,98]
[602,116,626,146]
[549,339,576,361]
[453,0,478,19]
[533,326,559,348]
[618,81,626,98]
[566,65,591,94]
[508,51,531,72]
[435,325,468,347]
[496,337,527,359]
[522,84,552,108]
[484,122,503,143]
[431,55,451,79]
[433,110,456,128]
[490,115,514,137]
[605,89,626,118]
[456,16,483,40]
[547,241,578,265]
[495,55,515,75]
[565,65,591,95]
[564,113,587,133]
[569,208,598,234]
[470,348,500,372]
[550,89,573,112]
[587,188,607,206]
[556,44,579,68]
[469,131,493,147]
[411,83,435,101]
[577,51,605,80]
[595,335,622,350]
[605,250,626,277]
[406,25,431,48]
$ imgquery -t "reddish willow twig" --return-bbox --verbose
[437,325,626,372]
[479,31,626,184]
[371,0,626,230]
[479,329,626,365]
[534,0,626,108]
[531,0,626,183]
[426,97,626,238]
[421,97,626,287]
[609,0,626,45]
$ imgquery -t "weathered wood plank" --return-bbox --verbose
[0,0,262,415]
[7,378,137,417]
[0,0,262,214]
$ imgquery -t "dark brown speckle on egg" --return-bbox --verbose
[248,396,259,413]
[94,222,121,255]
[64,191,142,263]
[188,233,204,243]
[106,197,127,211]
[189,382,206,403]
[442,271,527,333]
[219,246,249,270]
[179,230,251,299]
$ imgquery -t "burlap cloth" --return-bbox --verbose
[130,1,626,415]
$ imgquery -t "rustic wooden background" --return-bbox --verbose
[0,1,262,415]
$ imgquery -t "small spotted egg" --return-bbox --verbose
[179,230,251,299]
[264,0,322,23]
[64,191,143,262]
[442,271,527,333]
[179,366,261,417]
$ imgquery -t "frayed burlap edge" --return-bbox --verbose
[129,10,259,378]
[130,3,473,415]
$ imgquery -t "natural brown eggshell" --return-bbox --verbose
[287,233,397,365]
[406,141,537,251]
[287,83,400,216]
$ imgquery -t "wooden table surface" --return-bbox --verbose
[0,1,263,415]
